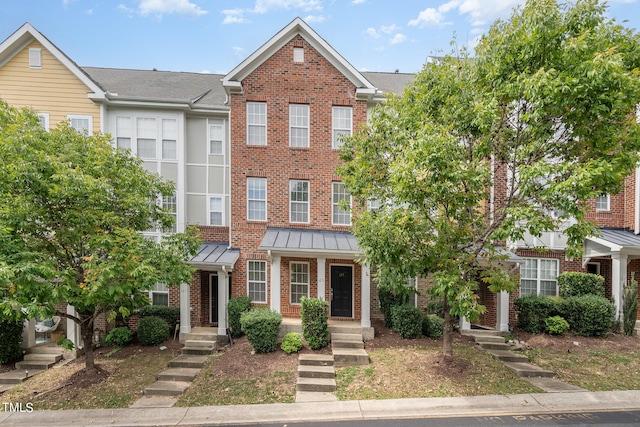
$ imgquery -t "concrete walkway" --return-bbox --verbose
[2,390,639,426]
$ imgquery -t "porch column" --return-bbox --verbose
[496,291,510,332]
[317,257,326,300]
[66,304,82,349]
[218,269,229,336]
[270,255,281,313]
[459,316,471,331]
[22,318,35,349]
[179,282,191,337]
[361,263,371,328]
[611,252,627,321]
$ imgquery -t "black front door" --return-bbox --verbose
[331,265,353,317]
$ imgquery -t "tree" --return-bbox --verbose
[339,0,640,358]
[0,101,201,370]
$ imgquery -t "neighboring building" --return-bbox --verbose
[1,20,637,348]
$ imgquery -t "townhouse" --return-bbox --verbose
[1,19,637,351]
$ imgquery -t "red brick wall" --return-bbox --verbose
[198,225,230,242]
[228,34,368,318]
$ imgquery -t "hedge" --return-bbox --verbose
[557,272,605,298]
[240,308,282,353]
[390,305,422,339]
[136,316,170,345]
[514,294,559,333]
[135,305,180,332]
[228,296,252,337]
[562,294,614,336]
[300,297,330,350]
[281,332,303,354]
[378,287,410,328]
[422,314,444,338]
[0,318,24,364]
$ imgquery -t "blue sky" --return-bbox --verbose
[2,0,638,74]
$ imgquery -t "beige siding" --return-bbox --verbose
[0,40,100,132]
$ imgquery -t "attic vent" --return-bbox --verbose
[293,47,304,63]
[29,48,42,69]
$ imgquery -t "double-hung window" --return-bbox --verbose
[247,102,267,145]
[137,117,157,159]
[332,106,352,149]
[162,119,177,160]
[247,178,267,221]
[68,115,92,133]
[248,260,267,303]
[116,116,132,150]
[209,123,224,155]
[596,194,610,211]
[290,262,309,304]
[289,104,309,148]
[209,197,223,226]
[520,258,559,296]
[149,283,169,306]
[38,113,49,131]
[290,180,309,223]
[162,194,177,233]
[332,182,351,225]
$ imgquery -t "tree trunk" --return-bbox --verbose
[80,317,95,371]
[442,298,453,359]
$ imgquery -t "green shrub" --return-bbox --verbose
[228,296,252,337]
[562,294,614,336]
[300,297,329,350]
[0,318,24,364]
[422,314,444,338]
[104,326,133,347]
[425,299,444,318]
[136,316,170,345]
[557,272,605,298]
[240,308,282,353]
[135,305,180,332]
[390,305,422,339]
[378,287,410,328]
[623,275,638,336]
[544,316,570,335]
[514,294,559,333]
[281,332,303,354]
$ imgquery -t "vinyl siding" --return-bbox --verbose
[0,40,100,132]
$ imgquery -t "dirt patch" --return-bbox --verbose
[514,329,640,354]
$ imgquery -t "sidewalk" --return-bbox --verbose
[2,390,640,426]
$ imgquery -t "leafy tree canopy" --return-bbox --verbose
[0,101,201,369]
[339,0,640,357]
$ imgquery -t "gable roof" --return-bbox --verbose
[82,67,228,111]
[0,23,105,100]
[222,17,379,101]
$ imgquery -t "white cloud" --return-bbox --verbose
[137,0,208,17]
[118,3,137,17]
[352,0,366,4]
[364,27,380,38]
[232,46,246,58]
[389,33,406,45]
[380,24,400,34]
[253,0,322,14]
[304,14,325,23]
[408,8,448,28]
[222,8,249,24]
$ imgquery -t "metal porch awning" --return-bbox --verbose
[258,227,361,258]
[189,242,240,271]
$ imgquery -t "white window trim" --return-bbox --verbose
[149,283,169,306]
[290,179,310,224]
[290,262,310,305]
[247,260,267,304]
[38,113,49,131]
[595,194,610,211]
[67,114,93,133]
[332,182,352,226]
[247,102,267,146]
[247,177,267,222]
[519,258,559,297]
[289,104,309,148]
[208,121,225,156]
[293,47,304,63]
[332,106,352,149]
[208,195,224,226]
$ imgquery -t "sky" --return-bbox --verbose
[1,0,639,75]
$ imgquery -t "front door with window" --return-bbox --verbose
[331,265,353,317]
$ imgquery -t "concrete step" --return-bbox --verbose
[157,367,200,382]
[144,380,191,397]
[297,364,335,379]
[504,362,555,378]
[26,345,65,355]
[460,329,507,337]
[331,333,364,349]
[295,390,338,402]
[0,369,45,385]
[485,349,530,363]
[333,348,369,367]
[473,335,506,344]
[478,342,511,351]
[23,353,63,363]
[328,325,363,335]
[15,360,57,370]
[184,340,217,349]
[168,354,208,369]
[181,347,215,356]
[296,377,336,393]
[183,332,218,342]
[298,354,334,367]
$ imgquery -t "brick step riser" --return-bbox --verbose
[332,341,364,349]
